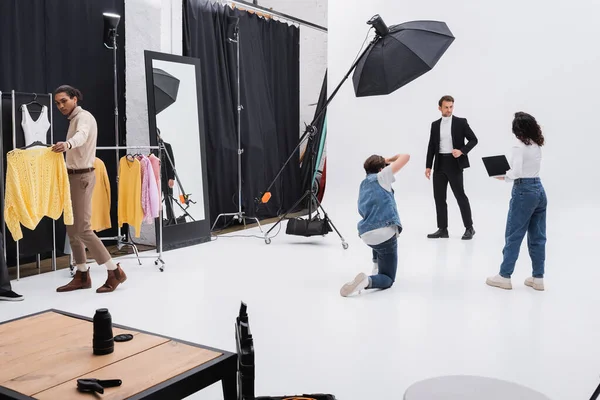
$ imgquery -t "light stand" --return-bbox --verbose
[102,12,141,260]
[156,129,196,225]
[211,20,263,233]
[259,33,383,248]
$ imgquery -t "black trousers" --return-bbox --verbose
[433,154,473,229]
[0,231,12,293]
[162,185,175,223]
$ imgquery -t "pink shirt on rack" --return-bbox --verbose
[148,154,162,210]
[139,155,160,223]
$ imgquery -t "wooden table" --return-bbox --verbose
[0,309,237,399]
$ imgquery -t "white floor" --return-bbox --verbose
[1,194,599,400]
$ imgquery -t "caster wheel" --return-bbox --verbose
[154,261,158,266]
[159,267,164,272]
[342,242,349,250]
[265,238,271,244]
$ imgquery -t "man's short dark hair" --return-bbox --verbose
[364,155,386,174]
[438,95,454,107]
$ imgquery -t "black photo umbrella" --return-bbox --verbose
[153,67,180,114]
[353,20,455,97]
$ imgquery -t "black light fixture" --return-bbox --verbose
[103,12,121,49]
[367,14,389,37]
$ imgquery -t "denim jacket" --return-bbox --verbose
[357,173,402,236]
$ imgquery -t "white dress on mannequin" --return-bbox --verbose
[21,104,50,145]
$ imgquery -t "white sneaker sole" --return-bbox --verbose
[525,280,544,291]
[0,296,24,302]
[340,273,368,297]
[486,278,512,290]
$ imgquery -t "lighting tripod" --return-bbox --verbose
[261,123,347,249]
[258,35,384,248]
[211,20,262,233]
[101,15,141,262]
[157,129,196,225]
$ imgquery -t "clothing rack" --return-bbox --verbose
[93,145,166,272]
[0,90,57,280]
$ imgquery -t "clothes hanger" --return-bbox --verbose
[20,140,51,150]
[21,94,45,113]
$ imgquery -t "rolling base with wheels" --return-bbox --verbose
[154,257,166,272]
[211,211,263,233]
[263,190,348,250]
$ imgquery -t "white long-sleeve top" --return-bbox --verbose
[505,138,542,183]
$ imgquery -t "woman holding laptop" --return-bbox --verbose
[486,112,547,291]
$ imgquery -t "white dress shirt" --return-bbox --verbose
[439,115,453,153]
[505,138,542,183]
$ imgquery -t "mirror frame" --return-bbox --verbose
[144,50,211,251]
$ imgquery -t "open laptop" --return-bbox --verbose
[482,155,510,177]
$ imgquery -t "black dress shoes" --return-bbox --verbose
[462,227,475,240]
[427,228,449,238]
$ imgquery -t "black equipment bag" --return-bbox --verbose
[285,216,332,237]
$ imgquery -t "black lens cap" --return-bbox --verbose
[114,334,133,342]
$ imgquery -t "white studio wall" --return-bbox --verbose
[326,0,600,211]
[124,0,182,245]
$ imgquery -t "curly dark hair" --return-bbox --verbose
[364,154,386,174]
[54,85,83,102]
[512,112,544,146]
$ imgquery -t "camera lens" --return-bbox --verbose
[93,308,114,355]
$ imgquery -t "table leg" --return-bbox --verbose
[221,370,237,400]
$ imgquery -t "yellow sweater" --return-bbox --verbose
[4,147,73,241]
[91,157,111,232]
[118,156,143,237]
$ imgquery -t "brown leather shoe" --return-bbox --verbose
[96,264,127,293]
[57,270,92,292]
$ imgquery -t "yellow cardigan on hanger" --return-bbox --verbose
[118,155,143,237]
[91,157,111,232]
[4,147,73,241]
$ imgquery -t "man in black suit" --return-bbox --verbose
[160,141,176,224]
[425,95,478,240]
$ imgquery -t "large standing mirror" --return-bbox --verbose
[144,51,210,251]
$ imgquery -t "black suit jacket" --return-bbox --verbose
[426,115,478,170]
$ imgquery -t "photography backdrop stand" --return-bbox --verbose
[210,21,262,233]
[0,91,57,280]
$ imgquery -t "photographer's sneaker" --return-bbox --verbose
[486,274,512,290]
[525,277,544,291]
[0,290,24,301]
[340,273,369,297]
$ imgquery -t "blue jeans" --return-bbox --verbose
[368,236,398,289]
[499,178,547,279]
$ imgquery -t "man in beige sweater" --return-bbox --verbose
[52,85,127,294]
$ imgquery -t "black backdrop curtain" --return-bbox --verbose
[0,0,125,267]
[183,0,301,229]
